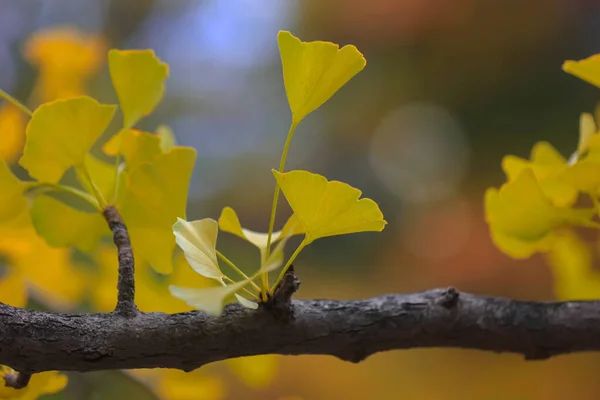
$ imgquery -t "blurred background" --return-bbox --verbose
[3,0,600,399]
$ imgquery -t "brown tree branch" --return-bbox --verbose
[1,288,600,375]
[102,206,138,318]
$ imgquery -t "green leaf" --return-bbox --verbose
[272,169,386,244]
[172,217,224,282]
[0,160,28,226]
[169,280,250,316]
[30,195,108,252]
[218,206,303,253]
[156,124,176,152]
[120,147,196,274]
[19,97,116,183]
[108,49,169,128]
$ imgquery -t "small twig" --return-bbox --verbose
[4,371,31,389]
[103,206,138,318]
[261,264,300,320]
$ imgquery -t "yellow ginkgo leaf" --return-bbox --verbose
[108,49,169,128]
[120,147,196,274]
[563,54,600,88]
[169,280,250,316]
[578,112,597,157]
[501,141,577,207]
[19,97,116,183]
[235,294,258,310]
[227,355,278,388]
[172,218,223,282]
[0,369,67,400]
[152,369,224,400]
[114,129,162,170]
[272,170,386,244]
[485,169,596,258]
[156,124,176,152]
[77,153,118,201]
[547,231,600,300]
[0,161,27,226]
[218,206,303,252]
[24,27,106,102]
[104,129,167,173]
[0,103,26,164]
[278,31,366,125]
[30,195,109,252]
[559,136,600,192]
[0,270,26,308]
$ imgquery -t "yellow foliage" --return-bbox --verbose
[501,141,577,207]
[24,26,106,103]
[227,355,278,388]
[547,231,600,300]
[484,169,596,258]
[0,104,26,164]
[278,31,366,125]
[108,49,169,129]
[563,54,600,89]
[19,97,116,183]
[273,170,386,244]
[120,147,196,274]
[0,368,67,400]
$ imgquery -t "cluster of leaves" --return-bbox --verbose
[0,27,386,398]
[169,31,386,314]
[485,54,600,299]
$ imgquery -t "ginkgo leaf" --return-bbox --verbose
[547,231,600,300]
[218,206,303,252]
[272,170,386,244]
[0,270,26,308]
[120,147,196,273]
[104,128,169,168]
[0,103,26,164]
[0,160,28,226]
[578,112,597,157]
[77,154,117,201]
[0,369,67,399]
[19,97,116,183]
[169,280,250,316]
[156,124,176,152]
[172,218,223,282]
[30,195,108,252]
[485,169,597,258]
[563,55,600,88]
[227,355,278,388]
[501,141,577,207]
[235,294,258,310]
[118,129,161,170]
[108,49,169,128]
[278,31,366,125]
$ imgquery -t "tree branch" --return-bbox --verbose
[102,206,138,317]
[2,288,600,374]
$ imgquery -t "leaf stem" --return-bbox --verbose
[0,87,33,117]
[24,182,101,211]
[223,276,260,300]
[216,250,262,292]
[270,238,307,292]
[262,122,298,292]
[77,164,107,209]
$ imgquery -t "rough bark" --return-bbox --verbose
[1,288,600,375]
[102,206,138,318]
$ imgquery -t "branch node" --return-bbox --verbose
[261,265,300,321]
[437,287,459,309]
[4,371,31,389]
[103,205,138,318]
